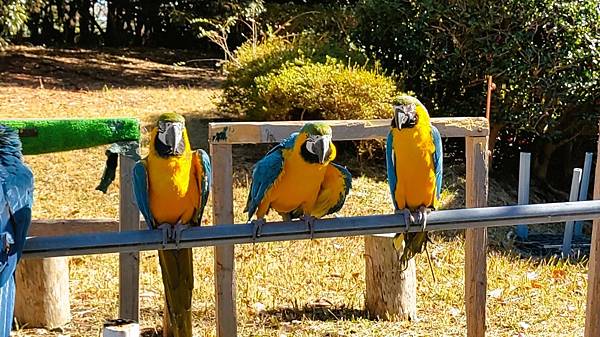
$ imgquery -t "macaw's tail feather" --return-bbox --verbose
[0,276,16,337]
[393,232,430,272]
[158,248,193,337]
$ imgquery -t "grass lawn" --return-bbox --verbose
[0,46,589,337]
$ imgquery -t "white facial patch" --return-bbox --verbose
[158,121,183,146]
[305,135,331,154]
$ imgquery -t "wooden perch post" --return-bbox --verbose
[465,136,489,337]
[118,154,141,321]
[14,257,71,329]
[365,236,416,320]
[584,124,600,337]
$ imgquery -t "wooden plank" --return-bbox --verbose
[584,126,600,337]
[209,117,489,144]
[29,219,120,236]
[465,136,489,337]
[210,144,237,337]
[118,154,141,321]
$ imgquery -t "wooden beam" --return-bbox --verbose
[584,125,600,337]
[29,219,120,236]
[208,117,489,144]
[118,154,141,321]
[211,144,237,337]
[465,136,489,337]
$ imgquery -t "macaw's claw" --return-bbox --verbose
[300,214,317,239]
[395,208,415,231]
[172,221,190,248]
[157,223,173,247]
[251,218,267,242]
[415,206,430,231]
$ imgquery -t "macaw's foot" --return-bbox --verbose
[251,218,267,242]
[395,208,415,231]
[157,223,173,247]
[300,214,317,239]
[172,221,190,248]
[414,206,431,231]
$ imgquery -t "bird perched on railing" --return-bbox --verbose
[132,113,211,337]
[245,122,352,238]
[386,95,443,270]
[0,125,34,337]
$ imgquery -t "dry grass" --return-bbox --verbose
[1,46,589,337]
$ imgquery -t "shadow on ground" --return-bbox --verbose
[265,304,370,323]
[0,46,223,90]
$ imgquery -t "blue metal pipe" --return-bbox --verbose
[23,200,600,258]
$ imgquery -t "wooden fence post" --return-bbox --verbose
[118,154,140,321]
[210,143,236,337]
[14,257,71,328]
[364,236,416,320]
[465,136,489,337]
[584,126,600,337]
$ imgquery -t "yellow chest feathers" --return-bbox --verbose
[391,124,437,209]
[265,147,329,214]
[147,153,200,224]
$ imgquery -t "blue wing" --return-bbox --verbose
[193,149,211,224]
[245,133,297,220]
[132,160,154,229]
[386,131,399,210]
[0,126,33,337]
[431,125,443,202]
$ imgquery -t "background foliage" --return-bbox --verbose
[1,0,598,184]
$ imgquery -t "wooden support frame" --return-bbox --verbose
[118,154,141,321]
[208,117,490,337]
[584,124,600,337]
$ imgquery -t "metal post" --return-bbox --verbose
[562,168,582,257]
[575,152,593,237]
[516,153,531,240]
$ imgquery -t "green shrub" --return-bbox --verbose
[255,57,397,120]
[217,33,371,119]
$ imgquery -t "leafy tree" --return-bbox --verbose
[353,0,599,180]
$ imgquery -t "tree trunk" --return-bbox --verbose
[365,236,417,320]
[14,258,71,329]
[79,0,92,45]
[533,142,558,181]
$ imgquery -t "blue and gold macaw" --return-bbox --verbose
[386,95,443,269]
[132,113,211,337]
[245,122,352,238]
[0,125,34,337]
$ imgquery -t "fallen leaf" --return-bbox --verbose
[489,288,503,299]
[526,272,538,280]
[552,269,566,280]
[530,281,543,289]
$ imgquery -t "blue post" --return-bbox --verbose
[516,153,531,240]
[562,168,583,257]
[574,152,593,238]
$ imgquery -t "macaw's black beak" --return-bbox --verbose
[156,122,185,157]
[393,104,418,129]
[314,136,331,164]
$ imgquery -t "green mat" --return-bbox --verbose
[0,118,141,192]
[0,118,140,155]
